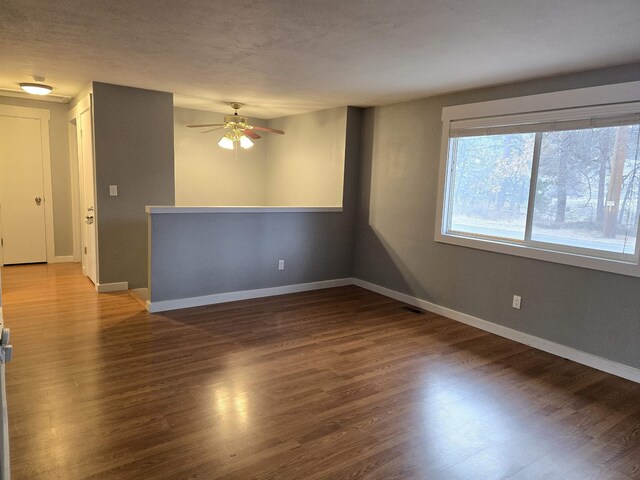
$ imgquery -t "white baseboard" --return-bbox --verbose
[96,282,129,293]
[142,275,640,383]
[146,278,354,313]
[353,278,640,384]
[49,255,74,264]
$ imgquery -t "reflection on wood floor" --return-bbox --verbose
[2,263,640,479]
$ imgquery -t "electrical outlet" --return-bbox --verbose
[278,259,284,270]
[512,295,522,310]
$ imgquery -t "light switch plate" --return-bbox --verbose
[109,185,118,196]
[512,295,522,310]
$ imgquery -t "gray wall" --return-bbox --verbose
[354,63,640,369]
[0,96,73,257]
[149,107,361,301]
[92,83,175,288]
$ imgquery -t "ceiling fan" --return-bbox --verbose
[187,102,284,151]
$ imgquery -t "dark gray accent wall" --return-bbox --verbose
[353,64,640,369]
[92,82,175,288]
[149,108,361,302]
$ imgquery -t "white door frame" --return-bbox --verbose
[67,118,82,263]
[67,95,99,283]
[0,105,56,264]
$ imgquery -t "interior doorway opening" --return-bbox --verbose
[68,95,98,286]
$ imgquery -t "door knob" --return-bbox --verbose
[35,197,42,206]
[85,215,94,225]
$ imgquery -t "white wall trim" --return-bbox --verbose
[40,113,56,264]
[143,274,640,383]
[67,118,82,263]
[67,94,92,122]
[0,105,56,265]
[95,282,128,293]
[49,255,74,264]
[0,105,50,121]
[441,80,640,122]
[435,81,640,278]
[352,278,640,384]
[146,206,343,214]
[435,233,640,278]
[146,278,353,313]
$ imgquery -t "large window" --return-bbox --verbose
[437,85,640,277]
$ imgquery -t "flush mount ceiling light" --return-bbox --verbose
[187,102,284,155]
[19,77,53,95]
[19,83,53,95]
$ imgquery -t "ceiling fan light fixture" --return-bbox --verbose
[188,103,284,152]
[239,135,254,149]
[19,82,53,95]
[218,135,235,150]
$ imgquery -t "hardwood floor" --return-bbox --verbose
[2,263,640,479]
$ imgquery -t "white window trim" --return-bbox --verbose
[435,81,640,278]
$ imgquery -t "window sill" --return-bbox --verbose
[435,231,640,278]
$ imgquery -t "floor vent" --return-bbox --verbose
[401,306,425,315]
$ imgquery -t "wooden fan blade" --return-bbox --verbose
[251,126,285,135]
[187,123,224,128]
[201,127,224,133]
[244,129,261,140]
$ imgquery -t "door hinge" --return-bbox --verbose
[84,246,87,254]
[1,238,3,247]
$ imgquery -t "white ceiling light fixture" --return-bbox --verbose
[239,135,254,149]
[217,134,235,150]
[19,76,53,95]
[216,130,253,151]
[19,83,53,95]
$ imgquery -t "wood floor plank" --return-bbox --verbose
[2,263,640,479]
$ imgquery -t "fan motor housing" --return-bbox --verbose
[224,115,247,126]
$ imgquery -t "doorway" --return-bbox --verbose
[0,105,55,265]
[69,96,98,285]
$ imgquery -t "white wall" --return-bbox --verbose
[174,108,268,206]
[173,106,347,207]
[265,107,346,206]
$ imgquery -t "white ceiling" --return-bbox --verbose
[1,0,640,118]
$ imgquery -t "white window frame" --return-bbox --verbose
[435,81,640,278]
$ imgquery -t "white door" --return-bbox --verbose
[0,115,47,264]
[78,103,97,284]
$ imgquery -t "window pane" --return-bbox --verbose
[531,125,640,256]
[448,134,535,240]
